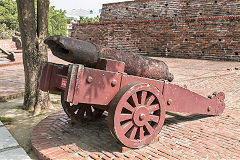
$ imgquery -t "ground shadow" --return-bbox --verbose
[164,111,214,126]
[38,110,215,155]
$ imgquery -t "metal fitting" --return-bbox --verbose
[86,76,93,83]
[167,99,172,105]
[111,79,117,87]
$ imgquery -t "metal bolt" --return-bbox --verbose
[207,106,211,112]
[86,76,93,83]
[167,99,172,105]
[139,114,145,120]
[111,79,117,87]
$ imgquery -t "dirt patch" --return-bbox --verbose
[0,94,62,159]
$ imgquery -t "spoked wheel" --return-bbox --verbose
[61,93,104,122]
[108,82,166,148]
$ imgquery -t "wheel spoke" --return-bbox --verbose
[132,93,139,107]
[62,91,104,122]
[123,102,135,112]
[141,91,147,105]
[68,105,80,113]
[145,122,154,134]
[86,106,93,117]
[146,95,155,106]
[139,126,144,140]
[93,108,104,118]
[76,105,87,119]
[148,104,159,113]
[130,126,138,140]
[149,115,159,123]
[122,121,134,134]
[120,114,133,122]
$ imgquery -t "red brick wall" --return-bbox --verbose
[100,0,240,22]
[72,16,240,61]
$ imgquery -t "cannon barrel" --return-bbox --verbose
[44,35,174,82]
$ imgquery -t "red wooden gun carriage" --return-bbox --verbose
[38,36,225,148]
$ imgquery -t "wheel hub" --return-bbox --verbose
[133,106,150,126]
[139,113,145,120]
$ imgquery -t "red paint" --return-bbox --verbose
[38,58,225,148]
[163,83,225,115]
[108,82,165,148]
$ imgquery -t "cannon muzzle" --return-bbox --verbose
[44,36,100,67]
[45,36,174,82]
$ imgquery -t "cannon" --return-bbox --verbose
[44,36,174,82]
[39,36,225,148]
[0,47,15,61]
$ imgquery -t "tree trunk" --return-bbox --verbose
[17,0,52,115]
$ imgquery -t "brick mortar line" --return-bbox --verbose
[163,121,240,150]
[169,67,227,72]
[148,145,182,160]
[31,112,118,160]
[102,0,139,6]
[102,0,231,6]
[31,111,240,159]
[0,145,21,153]
[176,72,235,82]
[73,15,240,26]
[164,118,240,144]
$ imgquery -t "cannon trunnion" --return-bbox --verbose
[39,58,225,148]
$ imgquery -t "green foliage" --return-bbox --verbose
[0,0,18,39]
[0,0,18,30]
[0,23,15,39]
[0,0,68,38]
[48,6,68,36]
[78,16,100,23]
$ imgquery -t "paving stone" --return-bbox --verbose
[0,148,31,160]
[0,127,19,150]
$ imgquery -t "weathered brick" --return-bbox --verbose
[72,15,240,62]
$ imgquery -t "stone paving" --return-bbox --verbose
[0,122,31,160]
[0,55,240,159]
[0,64,25,101]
